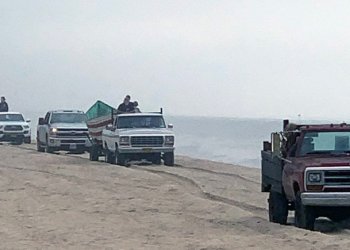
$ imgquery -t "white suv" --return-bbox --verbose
[0,112,31,144]
[102,113,175,166]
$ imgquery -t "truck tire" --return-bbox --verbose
[89,144,99,161]
[105,149,116,164]
[328,213,350,222]
[24,137,31,144]
[45,136,54,153]
[295,192,316,230]
[36,139,45,152]
[163,152,174,166]
[268,191,288,225]
[116,151,126,166]
[152,153,162,165]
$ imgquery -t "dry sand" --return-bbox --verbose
[0,144,350,249]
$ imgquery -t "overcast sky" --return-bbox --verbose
[1,1,350,119]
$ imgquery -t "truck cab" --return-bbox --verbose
[36,110,91,153]
[102,113,175,166]
[262,120,350,230]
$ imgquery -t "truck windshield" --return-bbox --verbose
[117,116,166,129]
[300,131,350,156]
[0,114,24,122]
[50,113,87,124]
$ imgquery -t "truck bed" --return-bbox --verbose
[261,151,284,194]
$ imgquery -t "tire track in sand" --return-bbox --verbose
[131,167,266,214]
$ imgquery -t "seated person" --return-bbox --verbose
[133,101,141,113]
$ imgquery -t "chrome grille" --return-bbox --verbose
[57,132,89,137]
[131,136,164,147]
[56,129,89,138]
[4,125,22,131]
[324,170,350,186]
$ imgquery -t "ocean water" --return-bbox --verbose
[23,111,293,168]
[166,116,281,168]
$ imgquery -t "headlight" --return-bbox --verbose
[165,136,175,145]
[23,125,30,129]
[50,127,58,134]
[308,173,322,183]
[119,136,130,146]
[0,125,3,129]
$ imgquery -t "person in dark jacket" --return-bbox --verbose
[117,95,134,114]
[0,97,9,112]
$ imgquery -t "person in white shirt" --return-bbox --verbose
[133,101,141,113]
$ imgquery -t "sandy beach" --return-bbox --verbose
[0,144,350,249]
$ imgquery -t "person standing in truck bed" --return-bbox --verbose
[0,97,9,112]
[117,95,135,114]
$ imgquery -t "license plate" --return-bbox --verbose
[10,135,18,138]
[142,148,153,153]
[69,144,77,150]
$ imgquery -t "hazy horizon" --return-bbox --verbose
[2,1,350,120]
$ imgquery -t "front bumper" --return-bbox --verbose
[0,132,30,141]
[118,146,175,154]
[301,192,350,206]
[48,137,92,150]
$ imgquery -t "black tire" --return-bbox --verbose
[45,136,54,153]
[163,152,174,166]
[89,144,99,161]
[268,191,288,225]
[36,139,45,152]
[105,149,116,164]
[24,137,31,144]
[295,192,316,230]
[328,213,350,222]
[116,150,126,166]
[152,154,162,165]
[13,138,23,145]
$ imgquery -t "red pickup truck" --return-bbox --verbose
[262,120,350,230]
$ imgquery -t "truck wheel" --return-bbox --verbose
[45,136,54,153]
[13,138,23,145]
[105,149,116,164]
[36,139,45,152]
[329,213,350,222]
[152,154,162,165]
[163,152,174,166]
[116,151,126,166]
[24,137,31,144]
[268,191,288,225]
[89,144,99,161]
[295,192,316,230]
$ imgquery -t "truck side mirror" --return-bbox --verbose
[271,133,281,156]
[26,119,31,123]
[38,118,45,125]
[168,124,174,129]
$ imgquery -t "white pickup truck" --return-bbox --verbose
[37,110,91,153]
[0,112,31,144]
[102,113,175,166]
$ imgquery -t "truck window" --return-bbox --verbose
[0,114,24,122]
[117,116,166,129]
[299,131,350,155]
[44,112,50,124]
[50,113,87,124]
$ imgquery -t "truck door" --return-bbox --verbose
[282,161,296,200]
